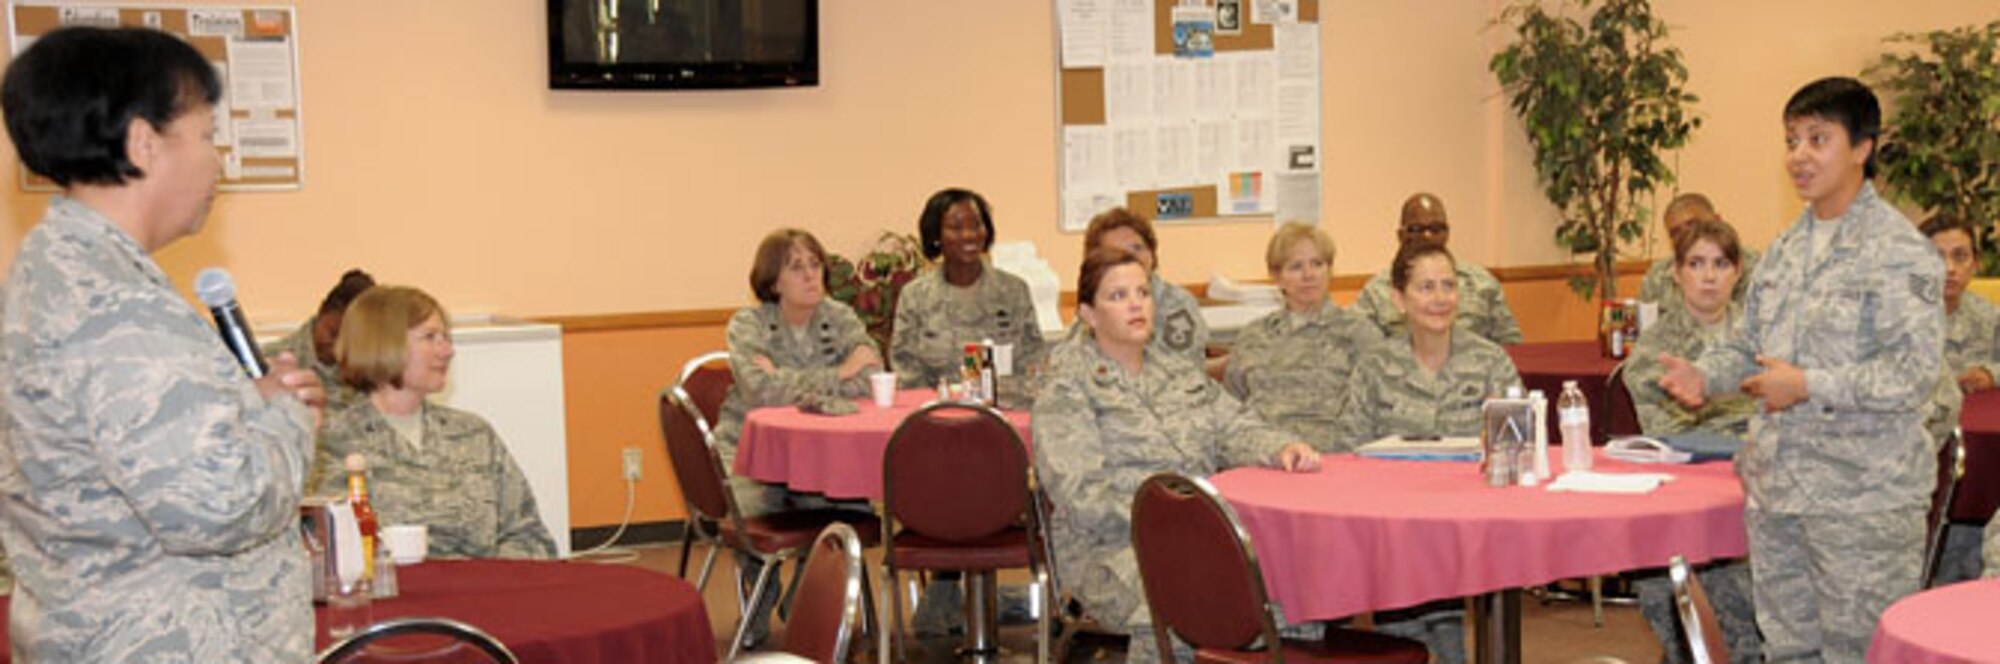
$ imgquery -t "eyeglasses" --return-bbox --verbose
[1402,224,1449,237]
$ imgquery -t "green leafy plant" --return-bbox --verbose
[826,231,925,354]
[1868,19,2000,276]
[1490,0,1701,300]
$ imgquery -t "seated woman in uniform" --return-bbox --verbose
[314,286,556,560]
[1083,207,1210,366]
[1033,246,1319,661]
[1225,222,1380,452]
[1620,218,1763,663]
[709,228,883,645]
[890,188,1045,401]
[267,268,374,410]
[1331,241,1520,664]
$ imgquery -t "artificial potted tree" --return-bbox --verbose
[1868,19,2000,277]
[1489,0,1701,314]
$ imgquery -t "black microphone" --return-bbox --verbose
[194,268,269,378]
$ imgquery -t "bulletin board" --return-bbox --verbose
[1054,0,1320,231]
[8,2,305,191]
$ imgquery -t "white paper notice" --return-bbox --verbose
[1276,23,1319,82]
[1059,0,1108,68]
[188,9,246,38]
[233,118,297,157]
[1194,58,1236,120]
[1113,127,1157,189]
[1104,64,1153,124]
[1107,0,1153,60]
[1235,118,1274,171]
[1155,124,1196,187]
[1277,84,1319,147]
[1064,191,1123,232]
[1152,61,1196,123]
[1253,0,1298,24]
[225,37,296,110]
[1276,172,1321,225]
[1064,126,1114,190]
[1196,121,1231,180]
[57,6,118,28]
[1234,57,1276,115]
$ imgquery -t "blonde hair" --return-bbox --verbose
[1264,222,1335,275]
[337,285,447,393]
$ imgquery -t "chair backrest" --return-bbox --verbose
[1922,427,1966,588]
[1131,473,1282,657]
[882,402,1030,542]
[658,387,737,525]
[677,351,734,429]
[772,522,866,662]
[317,616,518,664]
[1669,556,1728,664]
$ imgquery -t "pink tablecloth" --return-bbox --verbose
[735,389,1033,500]
[1869,578,2000,663]
[1211,453,1747,623]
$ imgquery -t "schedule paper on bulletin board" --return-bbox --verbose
[8,2,305,191]
[1054,0,1320,231]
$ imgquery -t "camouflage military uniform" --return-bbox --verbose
[1624,303,1756,438]
[1327,330,1516,663]
[888,263,1045,391]
[1622,303,1762,663]
[1150,274,1209,363]
[0,197,314,661]
[314,401,556,559]
[1330,330,1523,450]
[1984,507,2000,579]
[266,315,367,411]
[1224,300,1380,452]
[1353,263,1524,345]
[1636,250,1759,307]
[1031,331,1290,655]
[1689,184,1944,663]
[713,300,877,516]
[1945,293,2000,384]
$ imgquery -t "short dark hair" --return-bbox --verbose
[1077,246,1146,307]
[1671,218,1743,268]
[748,228,831,304]
[3,27,221,187]
[1390,241,1455,292]
[917,188,995,260]
[1783,76,1881,179]
[319,269,377,316]
[1919,214,1976,243]
[1084,207,1160,267]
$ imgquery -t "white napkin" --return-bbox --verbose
[1546,470,1674,494]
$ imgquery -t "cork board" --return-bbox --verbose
[8,2,305,191]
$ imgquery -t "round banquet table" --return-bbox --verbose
[1504,340,1641,441]
[0,559,715,664]
[1867,578,2000,663]
[1211,452,1746,664]
[734,389,1034,501]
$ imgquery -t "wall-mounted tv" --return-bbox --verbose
[548,0,817,90]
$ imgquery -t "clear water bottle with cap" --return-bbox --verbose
[1558,380,1592,472]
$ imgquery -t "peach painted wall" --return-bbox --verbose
[3,2,1994,528]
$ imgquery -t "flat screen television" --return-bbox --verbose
[547,0,817,90]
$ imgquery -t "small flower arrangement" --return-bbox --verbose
[827,231,925,354]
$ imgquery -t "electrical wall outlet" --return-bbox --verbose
[621,447,643,481]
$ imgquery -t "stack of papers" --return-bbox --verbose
[1356,436,1482,462]
[1546,471,1674,494]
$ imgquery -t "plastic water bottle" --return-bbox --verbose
[1559,380,1592,473]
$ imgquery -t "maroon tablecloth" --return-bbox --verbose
[1505,341,1640,441]
[1954,390,2000,523]
[0,559,715,663]
[737,389,1033,500]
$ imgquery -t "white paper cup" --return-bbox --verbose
[382,524,428,565]
[992,343,1015,377]
[869,372,897,409]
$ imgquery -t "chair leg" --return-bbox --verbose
[727,555,783,662]
[675,525,695,578]
[693,545,720,593]
[887,565,908,663]
[1034,571,1051,664]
